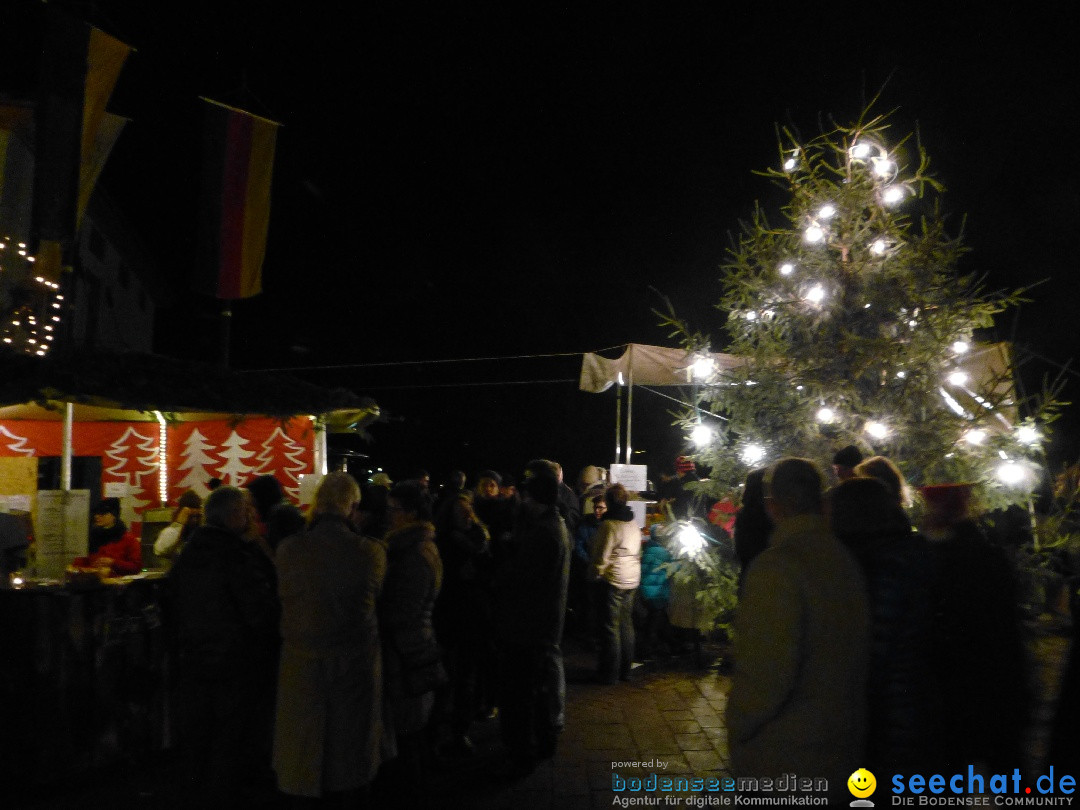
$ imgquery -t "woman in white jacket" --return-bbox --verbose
[590,484,642,683]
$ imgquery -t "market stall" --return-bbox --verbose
[0,349,378,783]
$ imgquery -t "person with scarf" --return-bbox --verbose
[86,497,142,575]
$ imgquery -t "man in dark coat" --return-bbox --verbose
[168,486,280,808]
[553,462,582,538]
[492,459,571,776]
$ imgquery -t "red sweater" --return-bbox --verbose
[89,531,143,575]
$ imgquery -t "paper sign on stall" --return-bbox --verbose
[609,464,648,493]
[297,473,323,507]
[0,495,32,513]
[34,490,90,577]
[628,500,650,528]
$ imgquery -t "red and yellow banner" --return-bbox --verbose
[33,8,129,252]
[194,99,279,299]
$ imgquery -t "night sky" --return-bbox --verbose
[4,3,1079,481]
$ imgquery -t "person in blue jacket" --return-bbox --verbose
[636,524,674,659]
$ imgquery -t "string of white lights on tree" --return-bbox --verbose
[661,107,1062,512]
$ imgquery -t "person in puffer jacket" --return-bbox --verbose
[636,526,673,659]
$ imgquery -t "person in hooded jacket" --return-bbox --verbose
[590,483,642,683]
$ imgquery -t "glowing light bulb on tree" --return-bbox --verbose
[778,262,795,276]
[872,157,896,178]
[690,424,714,447]
[963,429,986,445]
[804,224,825,243]
[818,204,836,220]
[883,186,905,204]
[948,371,968,386]
[996,461,1028,487]
[1017,425,1040,445]
[951,341,970,355]
[741,444,766,466]
[850,142,872,159]
[816,407,836,424]
[691,356,715,381]
[676,523,708,556]
[804,284,825,305]
[870,239,888,255]
[865,421,889,440]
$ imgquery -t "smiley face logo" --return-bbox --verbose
[848,768,876,798]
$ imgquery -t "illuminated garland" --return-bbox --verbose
[0,236,64,356]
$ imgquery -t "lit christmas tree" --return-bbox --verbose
[665,107,1061,512]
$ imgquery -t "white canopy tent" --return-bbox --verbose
[579,342,1017,464]
[578,344,742,463]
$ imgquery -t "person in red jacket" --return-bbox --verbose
[85,497,142,575]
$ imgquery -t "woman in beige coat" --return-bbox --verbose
[273,472,387,802]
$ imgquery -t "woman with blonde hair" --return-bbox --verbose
[855,455,909,508]
[273,471,387,803]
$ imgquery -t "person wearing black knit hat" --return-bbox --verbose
[831,445,864,482]
[85,497,142,575]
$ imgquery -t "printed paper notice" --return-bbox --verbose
[609,464,648,492]
[34,490,90,577]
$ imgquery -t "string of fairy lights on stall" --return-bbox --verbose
[0,236,65,356]
[681,133,1044,492]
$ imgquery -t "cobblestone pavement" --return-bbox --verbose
[18,619,1073,809]
[405,638,735,810]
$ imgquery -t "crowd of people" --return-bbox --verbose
[728,447,1031,803]
[153,444,1063,807]
[163,460,580,807]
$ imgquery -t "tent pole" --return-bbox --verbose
[614,384,622,464]
[315,417,328,475]
[61,402,73,491]
[626,362,633,464]
[218,304,232,370]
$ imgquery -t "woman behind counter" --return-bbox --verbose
[85,497,142,575]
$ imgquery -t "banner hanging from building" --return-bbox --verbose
[32,8,130,254]
[194,99,280,300]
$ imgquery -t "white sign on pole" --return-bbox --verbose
[297,473,324,507]
[34,490,90,577]
[627,500,650,528]
[609,463,648,493]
